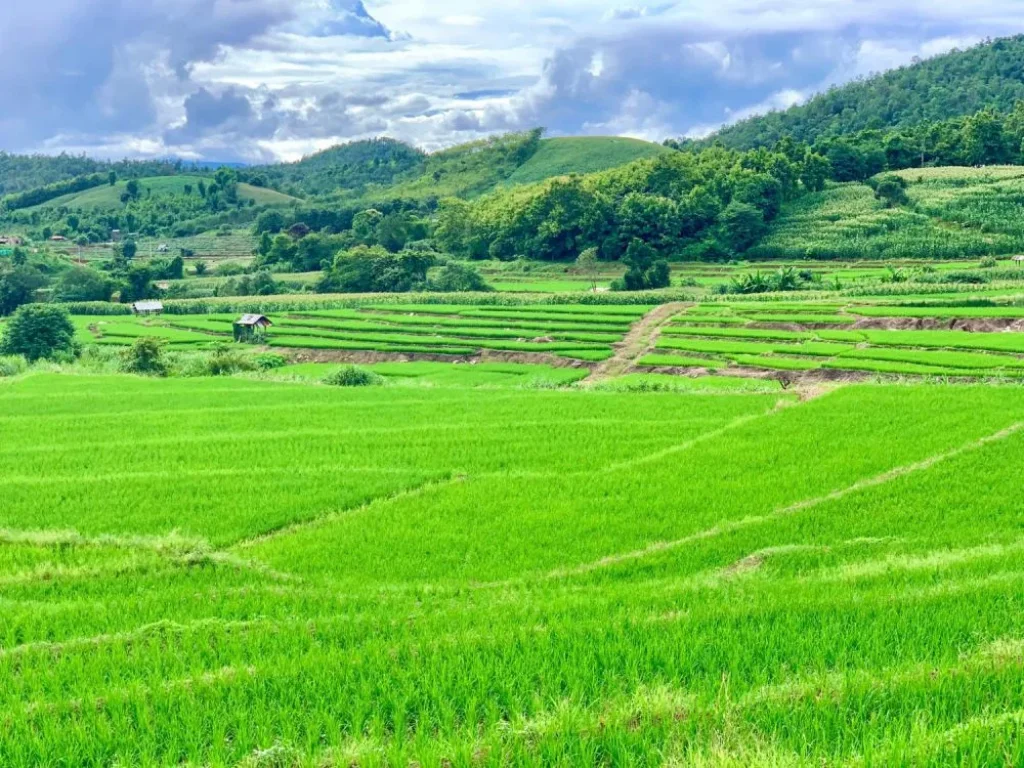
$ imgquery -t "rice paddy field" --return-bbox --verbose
[73,303,654,362]
[644,300,1024,379]
[4,371,1024,766]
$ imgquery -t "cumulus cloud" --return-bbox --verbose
[2,1,1024,160]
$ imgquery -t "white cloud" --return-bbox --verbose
[2,1,1024,160]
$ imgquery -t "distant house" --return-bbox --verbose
[233,314,272,343]
[1013,255,1024,264]
[111,229,121,243]
[50,235,67,242]
[132,300,164,316]
[0,235,23,247]
[157,244,169,253]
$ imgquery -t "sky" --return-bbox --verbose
[1,1,1023,163]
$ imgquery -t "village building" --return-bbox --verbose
[233,314,273,343]
[0,235,24,247]
[132,300,164,316]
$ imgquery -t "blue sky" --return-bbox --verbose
[2,1,1023,162]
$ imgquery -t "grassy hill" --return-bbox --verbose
[751,166,1024,260]
[706,35,1024,150]
[31,175,298,211]
[502,137,670,186]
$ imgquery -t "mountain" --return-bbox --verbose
[705,35,1024,151]
[254,138,427,196]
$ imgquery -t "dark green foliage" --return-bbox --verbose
[0,264,47,315]
[54,266,115,303]
[428,263,492,293]
[0,304,77,361]
[716,202,766,254]
[872,175,910,208]
[613,239,671,291]
[317,245,434,293]
[322,365,385,387]
[121,265,156,303]
[2,174,106,211]
[119,337,167,376]
[723,266,812,294]
[254,138,426,196]
[705,36,1024,149]
[216,271,279,297]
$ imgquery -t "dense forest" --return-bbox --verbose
[703,36,1024,150]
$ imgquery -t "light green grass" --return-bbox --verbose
[503,137,670,186]
[6,377,1024,763]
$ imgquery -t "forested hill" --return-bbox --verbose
[0,154,185,197]
[704,35,1024,150]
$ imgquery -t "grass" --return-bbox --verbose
[275,361,589,387]
[503,137,670,186]
[5,376,1024,764]
[31,176,298,211]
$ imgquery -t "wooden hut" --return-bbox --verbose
[233,314,272,343]
[132,300,164,316]
[1013,255,1024,264]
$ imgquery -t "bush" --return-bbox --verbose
[428,263,492,292]
[253,352,287,370]
[0,354,27,377]
[0,304,78,362]
[322,365,384,387]
[205,345,258,376]
[119,337,168,376]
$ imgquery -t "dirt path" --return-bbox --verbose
[583,302,690,384]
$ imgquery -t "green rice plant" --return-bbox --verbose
[6,376,1024,766]
[637,353,726,369]
[727,354,823,371]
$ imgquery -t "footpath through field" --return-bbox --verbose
[583,301,690,383]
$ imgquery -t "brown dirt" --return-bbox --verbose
[851,316,1024,333]
[583,302,692,384]
[722,553,765,577]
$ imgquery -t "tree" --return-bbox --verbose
[0,304,77,361]
[253,209,286,235]
[873,174,910,208]
[964,108,1010,165]
[193,261,208,276]
[318,245,434,293]
[121,264,155,303]
[614,239,671,291]
[716,201,766,253]
[800,152,831,192]
[54,266,114,302]
[108,171,117,186]
[124,179,141,201]
[0,265,46,315]
[119,238,138,261]
[574,247,601,292]
[428,263,492,292]
[119,337,167,376]
[351,209,384,244]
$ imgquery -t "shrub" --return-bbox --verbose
[0,304,78,362]
[205,345,258,376]
[253,353,287,370]
[0,354,27,377]
[322,365,384,387]
[428,263,492,292]
[119,337,168,376]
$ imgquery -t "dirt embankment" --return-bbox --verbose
[584,302,692,383]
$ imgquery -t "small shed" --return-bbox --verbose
[1013,255,1024,264]
[50,235,67,242]
[133,300,164,316]
[233,314,272,343]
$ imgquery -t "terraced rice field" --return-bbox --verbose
[76,304,652,362]
[643,302,1024,379]
[4,374,1024,765]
